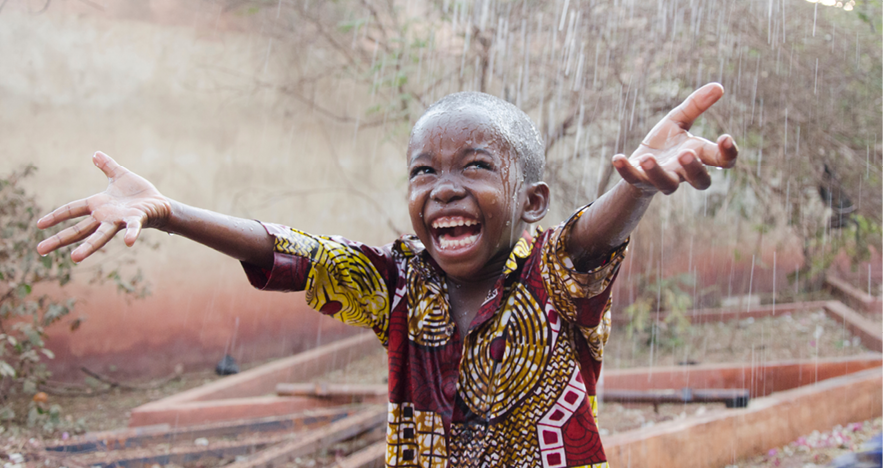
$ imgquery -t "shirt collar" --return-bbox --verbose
[502,227,540,275]
[400,227,540,280]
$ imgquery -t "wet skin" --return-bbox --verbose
[407,108,549,333]
[36,83,738,333]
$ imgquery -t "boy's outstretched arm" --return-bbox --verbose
[566,83,739,268]
[36,152,275,269]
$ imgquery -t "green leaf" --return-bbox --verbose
[43,303,70,326]
[16,283,32,298]
[0,362,16,378]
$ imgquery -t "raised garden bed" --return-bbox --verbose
[3,300,879,468]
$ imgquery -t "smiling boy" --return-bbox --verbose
[38,83,737,467]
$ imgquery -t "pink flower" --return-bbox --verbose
[768,448,778,457]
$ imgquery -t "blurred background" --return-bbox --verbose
[0,0,879,386]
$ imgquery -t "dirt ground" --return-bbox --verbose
[49,369,224,433]
[0,310,876,467]
[727,417,882,468]
[604,309,871,370]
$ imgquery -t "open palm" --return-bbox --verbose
[36,152,171,263]
[612,83,739,195]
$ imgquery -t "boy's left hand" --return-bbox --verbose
[612,83,738,196]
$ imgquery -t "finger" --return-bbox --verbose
[37,217,101,256]
[612,154,646,186]
[71,222,119,263]
[684,134,739,169]
[123,218,142,247]
[666,83,724,130]
[641,156,680,194]
[678,150,712,190]
[93,151,126,181]
[37,199,92,229]
[717,134,738,168]
[673,135,723,168]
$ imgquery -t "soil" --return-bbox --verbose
[604,309,871,369]
[728,417,882,468]
[0,309,876,467]
[597,401,728,435]
[50,369,224,432]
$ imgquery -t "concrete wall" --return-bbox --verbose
[1,1,857,380]
[0,1,411,379]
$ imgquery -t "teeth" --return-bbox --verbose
[438,233,480,250]
[431,217,479,229]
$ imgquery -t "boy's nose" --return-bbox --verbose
[430,178,467,203]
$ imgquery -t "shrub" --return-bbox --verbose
[0,165,147,432]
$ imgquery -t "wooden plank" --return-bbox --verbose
[131,333,378,411]
[63,432,291,468]
[129,395,346,427]
[826,275,883,314]
[823,301,883,352]
[333,441,386,468]
[603,354,883,397]
[226,406,387,468]
[47,406,364,454]
[604,367,883,468]
[276,383,387,398]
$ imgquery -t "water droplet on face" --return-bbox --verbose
[505,220,511,227]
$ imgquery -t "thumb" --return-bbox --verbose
[93,151,125,181]
[123,217,143,247]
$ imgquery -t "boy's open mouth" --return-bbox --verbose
[430,216,482,251]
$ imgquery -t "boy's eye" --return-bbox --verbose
[410,166,435,178]
[466,160,493,170]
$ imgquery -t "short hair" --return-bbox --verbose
[412,92,545,183]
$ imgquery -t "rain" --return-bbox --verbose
[0,0,880,467]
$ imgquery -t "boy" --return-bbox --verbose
[37,83,737,467]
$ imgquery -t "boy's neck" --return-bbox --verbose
[442,242,513,334]
[446,274,500,335]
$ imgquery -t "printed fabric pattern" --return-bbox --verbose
[242,205,627,468]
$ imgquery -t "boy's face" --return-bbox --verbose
[407,107,549,281]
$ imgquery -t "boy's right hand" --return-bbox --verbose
[36,151,171,263]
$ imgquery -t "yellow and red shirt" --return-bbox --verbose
[243,206,626,468]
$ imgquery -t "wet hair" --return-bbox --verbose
[412,92,545,183]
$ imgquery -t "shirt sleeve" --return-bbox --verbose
[241,222,396,347]
[541,204,628,361]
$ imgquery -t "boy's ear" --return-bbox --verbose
[521,182,550,224]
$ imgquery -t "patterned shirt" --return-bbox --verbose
[242,205,627,468]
